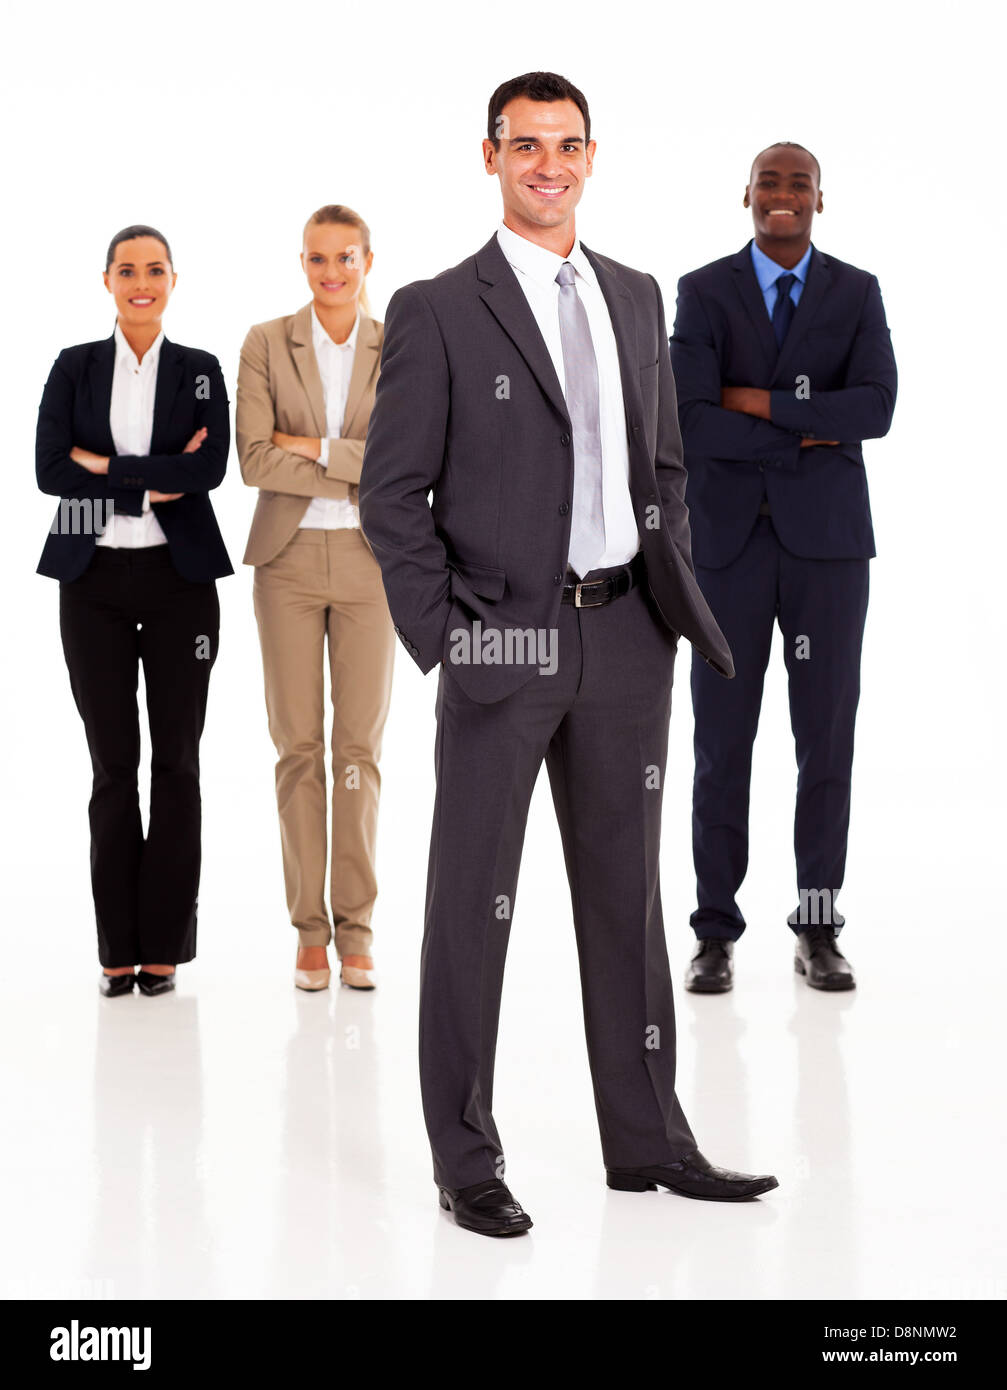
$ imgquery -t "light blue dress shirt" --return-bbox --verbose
[750,240,813,318]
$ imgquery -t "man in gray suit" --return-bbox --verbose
[360,71,778,1236]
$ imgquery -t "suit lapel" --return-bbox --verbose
[87,334,117,455]
[151,338,184,449]
[770,246,832,386]
[581,243,645,446]
[342,314,381,437]
[288,304,327,437]
[475,235,569,424]
[731,242,780,371]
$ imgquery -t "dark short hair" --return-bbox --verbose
[105,225,173,271]
[487,71,591,148]
[750,142,821,185]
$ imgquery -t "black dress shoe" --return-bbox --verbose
[607,1149,778,1201]
[437,1179,533,1237]
[99,972,135,998]
[685,938,734,992]
[794,924,855,990]
[136,970,176,997]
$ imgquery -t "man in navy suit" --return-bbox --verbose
[670,143,896,993]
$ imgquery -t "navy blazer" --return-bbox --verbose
[36,334,234,583]
[670,242,897,568]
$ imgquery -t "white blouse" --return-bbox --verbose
[96,323,168,550]
[299,306,360,531]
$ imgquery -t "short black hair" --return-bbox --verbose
[750,142,821,185]
[105,225,173,271]
[487,71,591,148]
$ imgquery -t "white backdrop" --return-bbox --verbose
[1,0,1003,1301]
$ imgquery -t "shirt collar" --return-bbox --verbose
[497,220,597,290]
[750,239,814,292]
[311,304,360,353]
[114,322,164,371]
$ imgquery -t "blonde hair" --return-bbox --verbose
[303,204,372,314]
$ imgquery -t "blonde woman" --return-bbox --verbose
[237,206,394,992]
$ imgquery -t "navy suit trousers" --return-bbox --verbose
[690,517,868,939]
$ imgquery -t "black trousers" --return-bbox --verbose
[691,516,869,940]
[59,547,219,967]
[420,567,696,1190]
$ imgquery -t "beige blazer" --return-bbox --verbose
[236,305,383,566]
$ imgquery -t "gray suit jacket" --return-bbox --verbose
[359,233,733,703]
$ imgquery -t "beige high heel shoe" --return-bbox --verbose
[340,955,376,990]
[294,947,331,992]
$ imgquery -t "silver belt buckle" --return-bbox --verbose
[574,581,604,608]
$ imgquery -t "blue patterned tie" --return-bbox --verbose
[772,272,797,348]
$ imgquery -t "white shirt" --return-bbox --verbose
[96,323,169,549]
[300,306,360,530]
[496,221,639,572]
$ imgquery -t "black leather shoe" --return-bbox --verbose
[136,970,176,997]
[794,924,855,990]
[99,972,135,998]
[607,1149,778,1201]
[685,938,734,992]
[437,1179,533,1236]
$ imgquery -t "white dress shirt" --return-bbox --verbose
[96,323,169,549]
[300,306,360,530]
[495,221,639,572]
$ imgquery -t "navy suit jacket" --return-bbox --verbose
[670,242,896,568]
[36,334,233,583]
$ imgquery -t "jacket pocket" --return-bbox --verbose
[447,558,507,600]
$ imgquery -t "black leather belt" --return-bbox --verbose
[561,552,644,607]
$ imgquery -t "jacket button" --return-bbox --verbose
[558,502,569,515]
[758,463,765,473]
[560,433,570,446]
[553,573,563,585]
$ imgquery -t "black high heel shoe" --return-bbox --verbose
[99,972,136,998]
[136,970,176,997]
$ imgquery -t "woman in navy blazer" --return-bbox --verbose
[36,225,233,997]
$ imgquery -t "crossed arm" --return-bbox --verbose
[236,324,366,496]
[670,274,896,459]
[36,352,230,509]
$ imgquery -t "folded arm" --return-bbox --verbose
[236,325,362,497]
[36,353,143,516]
[769,275,897,442]
[106,355,231,493]
[670,280,803,470]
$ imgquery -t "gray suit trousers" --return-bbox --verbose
[420,563,697,1188]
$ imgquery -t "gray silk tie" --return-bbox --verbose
[556,261,605,579]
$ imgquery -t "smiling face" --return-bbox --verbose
[301,221,372,310]
[483,96,595,244]
[103,236,176,327]
[744,146,822,249]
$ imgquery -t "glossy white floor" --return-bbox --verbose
[3,614,1004,1303]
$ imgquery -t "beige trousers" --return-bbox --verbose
[252,529,395,956]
